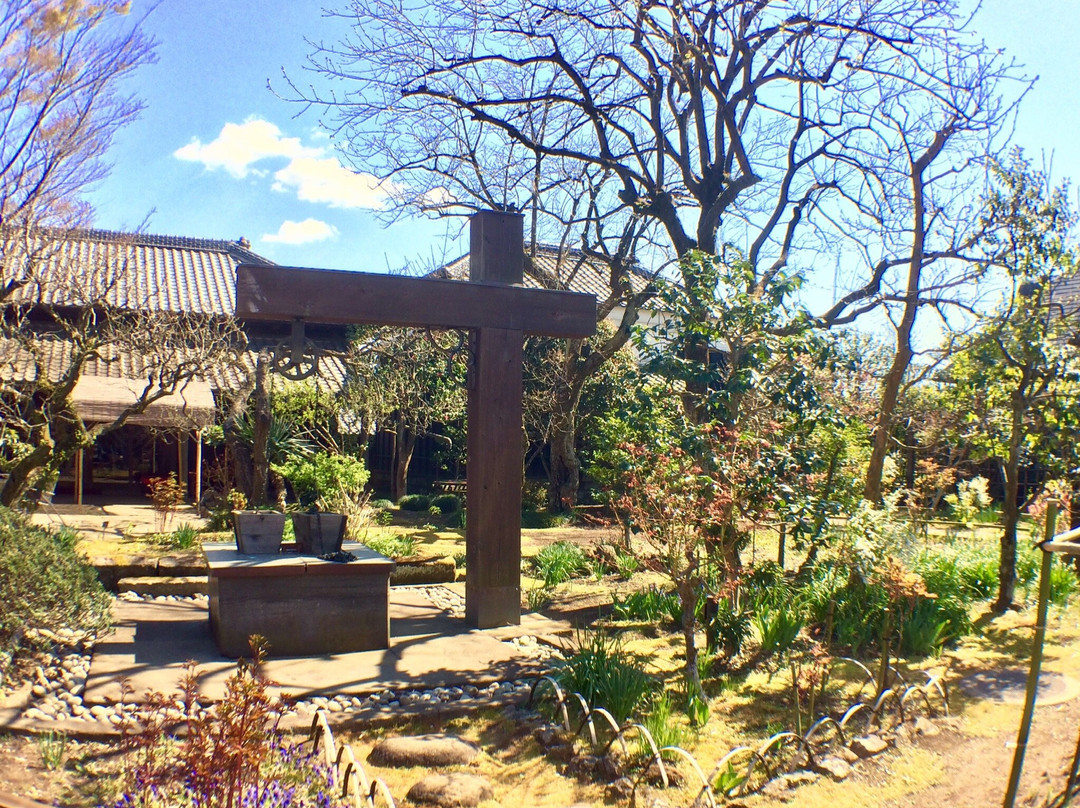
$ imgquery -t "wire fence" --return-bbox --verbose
[307,709,397,808]
[527,658,949,806]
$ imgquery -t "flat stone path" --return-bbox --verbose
[84,584,569,703]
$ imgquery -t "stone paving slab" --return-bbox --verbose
[957,668,1080,706]
[85,589,570,704]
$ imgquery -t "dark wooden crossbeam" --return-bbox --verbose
[234,264,596,338]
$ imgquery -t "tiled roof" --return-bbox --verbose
[0,229,353,399]
[432,245,652,299]
[1052,274,1080,319]
[3,229,274,315]
[0,332,348,394]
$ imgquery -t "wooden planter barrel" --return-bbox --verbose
[232,511,286,554]
[291,512,347,555]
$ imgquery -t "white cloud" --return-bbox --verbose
[272,156,390,209]
[261,218,340,245]
[176,117,391,210]
[174,118,319,179]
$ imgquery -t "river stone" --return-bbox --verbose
[813,755,853,781]
[850,735,889,758]
[914,717,940,737]
[369,734,480,767]
[406,772,493,807]
[762,771,819,797]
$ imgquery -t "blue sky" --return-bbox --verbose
[88,1,1080,276]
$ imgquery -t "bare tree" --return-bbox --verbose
[296,0,1024,503]
[343,327,467,501]
[854,36,1027,502]
[0,233,248,506]
[0,0,153,300]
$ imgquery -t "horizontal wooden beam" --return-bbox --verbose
[235,265,597,338]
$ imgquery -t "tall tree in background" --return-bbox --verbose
[947,152,1079,611]
[858,36,1025,502]
[343,327,466,500]
[300,0,1023,505]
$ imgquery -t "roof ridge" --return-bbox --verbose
[40,227,274,263]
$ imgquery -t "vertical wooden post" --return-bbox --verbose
[177,432,189,502]
[194,431,203,505]
[74,447,84,506]
[466,211,524,628]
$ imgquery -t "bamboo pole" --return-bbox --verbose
[1003,501,1057,808]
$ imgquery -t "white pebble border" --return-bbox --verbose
[12,587,561,728]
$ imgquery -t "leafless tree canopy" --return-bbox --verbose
[292,0,1027,506]
[301,0,1022,313]
[0,1,153,301]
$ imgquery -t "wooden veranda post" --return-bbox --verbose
[233,211,596,629]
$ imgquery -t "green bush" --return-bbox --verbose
[430,493,462,514]
[641,692,686,752]
[1049,562,1079,605]
[397,494,431,511]
[555,631,653,725]
[898,600,950,656]
[370,498,394,510]
[0,507,110,664]
[706,597,752,658]
[279,451,369,510]
[532,541,587,587]
[521,509,572,529]
[801,561,887,654]
[152,523,199,550]
[614,552,641,579]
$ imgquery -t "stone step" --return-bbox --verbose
[391,557,456,586]
[88,553,206,590]
[117,576,209,597]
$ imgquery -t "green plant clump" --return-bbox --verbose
[612,586,681,624]
[0,507,111,665]
[167,522,200,550]
[370,498,394,510]
[532,541,587,587]
[397,493,431,511]
[521,509,572,529]
[555,631,654,725]
[365,533,418,560]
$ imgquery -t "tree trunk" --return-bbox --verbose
[0,442,53,507]
[864,133,945,503]
[994,401,1026,612]
[0,399,83,508]
[250,352,271,507]
[678,574,703,698]
[391,422,416,502]
[546,407,579,512]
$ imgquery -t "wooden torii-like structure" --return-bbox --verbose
[234,212,597,628]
